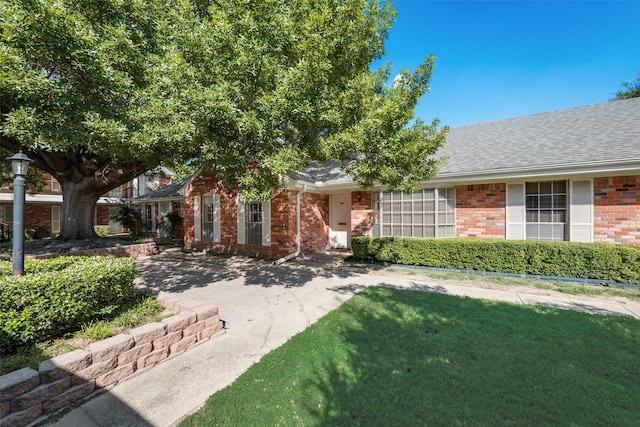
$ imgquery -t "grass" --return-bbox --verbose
[0,294,167,376]
[181,286,640,426]
[384,265,640,301]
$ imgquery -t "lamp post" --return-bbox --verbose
[7,150,33,276]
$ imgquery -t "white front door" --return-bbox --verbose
[330,194,351,249]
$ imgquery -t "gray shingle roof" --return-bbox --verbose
[134,177,190,201]
[437,97,640,177]
[288,160,351,184]
[136,98,640,200]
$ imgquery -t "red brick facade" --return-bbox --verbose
[455,184,506,238]
[351,191,374,238]
[0,172,171,238]
[183,173,329,258]
[594,176,640,245]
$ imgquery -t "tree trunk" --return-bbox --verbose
[58,180,103,240]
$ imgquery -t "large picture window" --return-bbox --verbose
[525,180,567,241]
[373,188,455,238]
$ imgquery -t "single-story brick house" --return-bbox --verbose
[135,97,640,259]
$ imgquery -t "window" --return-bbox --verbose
[525,180,567,241]
[144,204,154,231]
[247,201,263,245]
[51,206,61,234]
[51,178,61,192]
[374,188,455,238]
[109,186,122,198]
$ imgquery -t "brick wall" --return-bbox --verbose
[351,191,373,238]
[300,192,329,253]
[24,204,53,238]
[594,176,640,245]
[455,184,506,238]
[184,173,329,258]
[95,206,110,227]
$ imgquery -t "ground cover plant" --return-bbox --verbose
[182,287,640,426]
[0,294,165,376]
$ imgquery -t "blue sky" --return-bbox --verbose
[375,1,640,128]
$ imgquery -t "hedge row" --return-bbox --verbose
[351,237,640,284]
[0,256,136,355]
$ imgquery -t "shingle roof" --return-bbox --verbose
[134,177,190,201]
[288,160,351,184]
[437,97,640,177]
[135,98,640,200]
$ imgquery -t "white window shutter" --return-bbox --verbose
[237,194,246,245]
[51,206,61,234]
[570,179,593,243]
[506,183,525,240]
[194,195,201,241]
[262,200,271,246]
[214,194,221,242]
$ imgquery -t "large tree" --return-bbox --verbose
[1,0,447,240]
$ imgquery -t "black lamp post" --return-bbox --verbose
[7,150,33,276]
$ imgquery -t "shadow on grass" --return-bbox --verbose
[303,288,640,425]
[182,287,640,426]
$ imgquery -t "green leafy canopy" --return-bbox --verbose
[1,0,447,202]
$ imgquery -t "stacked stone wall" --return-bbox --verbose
[0,295,225,427]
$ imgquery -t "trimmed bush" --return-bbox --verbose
[95,225,110,236]
[351,237,640,284]
[0,256,136,354]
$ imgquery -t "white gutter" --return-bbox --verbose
[273,190,302,265]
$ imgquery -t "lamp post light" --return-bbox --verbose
[7,150,33,276]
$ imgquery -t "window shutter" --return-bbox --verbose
[262,200,271,246]
[51,206,61,234]
[506,183,525,240]
[213,194,221,242]
[570,179,593,242]
[194,195,201,241]
[237,194,245,245]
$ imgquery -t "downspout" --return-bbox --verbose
[273,190,301,265]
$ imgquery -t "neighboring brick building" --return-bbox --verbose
[136,97,640,257]
[0,168,174,238]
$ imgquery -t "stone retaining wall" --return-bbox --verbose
[0,296,225,427]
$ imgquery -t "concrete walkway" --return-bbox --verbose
[43,249,640,427]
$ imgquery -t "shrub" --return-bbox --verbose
[351,237,640,284]
[0,256,136,355]
[94,225,110,236]
[159,211,182,239]
[109,205,144,237]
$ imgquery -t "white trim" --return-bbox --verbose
[284,161,640,194]
[569,179,594,243]
[237,195,246,245]
[506,183,526,240]
[213,194,221,242]
[194,195,201,241]
[51,206,61,234]
[262,200,271,246]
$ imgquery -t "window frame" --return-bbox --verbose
[525,180,567,241]
[374,188,456,238]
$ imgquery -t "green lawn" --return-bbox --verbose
[182,287,640,426]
